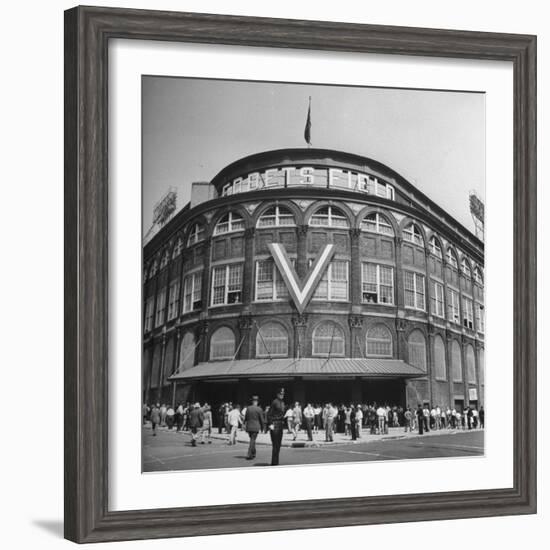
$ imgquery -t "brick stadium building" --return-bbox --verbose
[143,148,485,412]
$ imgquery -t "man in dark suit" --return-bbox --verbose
[267,387,286,466]
[188,402,204,447]
[244,395,265,460]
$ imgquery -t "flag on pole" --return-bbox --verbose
[304,97,312,146]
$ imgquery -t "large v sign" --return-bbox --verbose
[268,243,335,314]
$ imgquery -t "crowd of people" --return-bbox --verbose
[143,399,485,445]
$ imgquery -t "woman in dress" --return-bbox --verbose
[201,404,213,444]
[150,403,161,436]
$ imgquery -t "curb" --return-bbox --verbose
[144,426,484,448]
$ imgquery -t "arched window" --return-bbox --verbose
[309,206,350,228]
[159,249,170,269]
[142,348,150,389]
[429,236,443,258]
[407,329,427,372]
[164,338,175,377]
[479,348,485,386]
[150,344,162,389]
[447,248,458,269]
[172,237,183,258]
[474,266,484,285]
[366,324,393,357]
[210,327,236,360]
[451,340,463,382]
[403,223,424,246]
[257,206,295,228]
[433,335,447,380]
[256,322,289,357]
[312,322,345,356]
[461,258,472,279]
[187,223,205,246]
[179,332,196,371]
[214,212,245,235]
[466,344,476,383]
[361,213,394,236]
[148,258,158,278]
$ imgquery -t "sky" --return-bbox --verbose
[142,76,485,235]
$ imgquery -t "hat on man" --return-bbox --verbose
[250,395,259,402]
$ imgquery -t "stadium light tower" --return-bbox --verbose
[469,190,485,242]
[144,187,178,243]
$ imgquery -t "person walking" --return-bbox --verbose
[466,407,473,430]
[303,403,314,441]
[472,407,479,429]
[291,402,302,441]
[201,404,212,444]
[344,406,352,436]
[284,406,294,434]
[159,404,167,427]
[227,404,242,445]
[267,388,286,466]
[244,396,265,460]
[415,404,424,435]
[349,405,357,440]
[404,406,413,433]
[479,406,485,429]
[355,404,363,438]
[175,403,184,432]
[142,403,150,425]
[325,403,337,442]
[422,404,430,432]
[166,405,175,429]
[188,403,204,446]
[313,404,322,433]
[150,403,161,436]
[224,403,232,434]
[217,403,225,434]
[376,405,386,435]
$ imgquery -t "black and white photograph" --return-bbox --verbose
[141,76,486,472]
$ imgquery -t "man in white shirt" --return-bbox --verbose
[376,405,386,435]
[227,405,242,445]
[472,408,479,428]
[455,410,462,430]
[284,407,294,434]
[355,405,363,438]
[324,403,337,442]
[422,405,431,432]
[303,403,315,441]
[435,406,442,430]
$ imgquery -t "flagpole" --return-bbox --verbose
[308,96,311,149]
[304,96,312,148]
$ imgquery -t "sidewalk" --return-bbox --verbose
[145,423,483,448]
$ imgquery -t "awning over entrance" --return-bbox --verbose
[168,358,425,382]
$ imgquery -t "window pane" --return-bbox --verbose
[210,327,235,360]
[434,335,447,379]
[312,322,344,356]
[466,345,476,383]
[366,325,392,356]
[408,330,427,371]
[256,260,274,301]
[256,322,289,357]
[452,340,463,381]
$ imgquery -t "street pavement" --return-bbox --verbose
[143,425,484,472]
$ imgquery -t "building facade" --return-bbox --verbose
[143,148,485,411]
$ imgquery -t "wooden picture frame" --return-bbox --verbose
[64,5,537,543]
